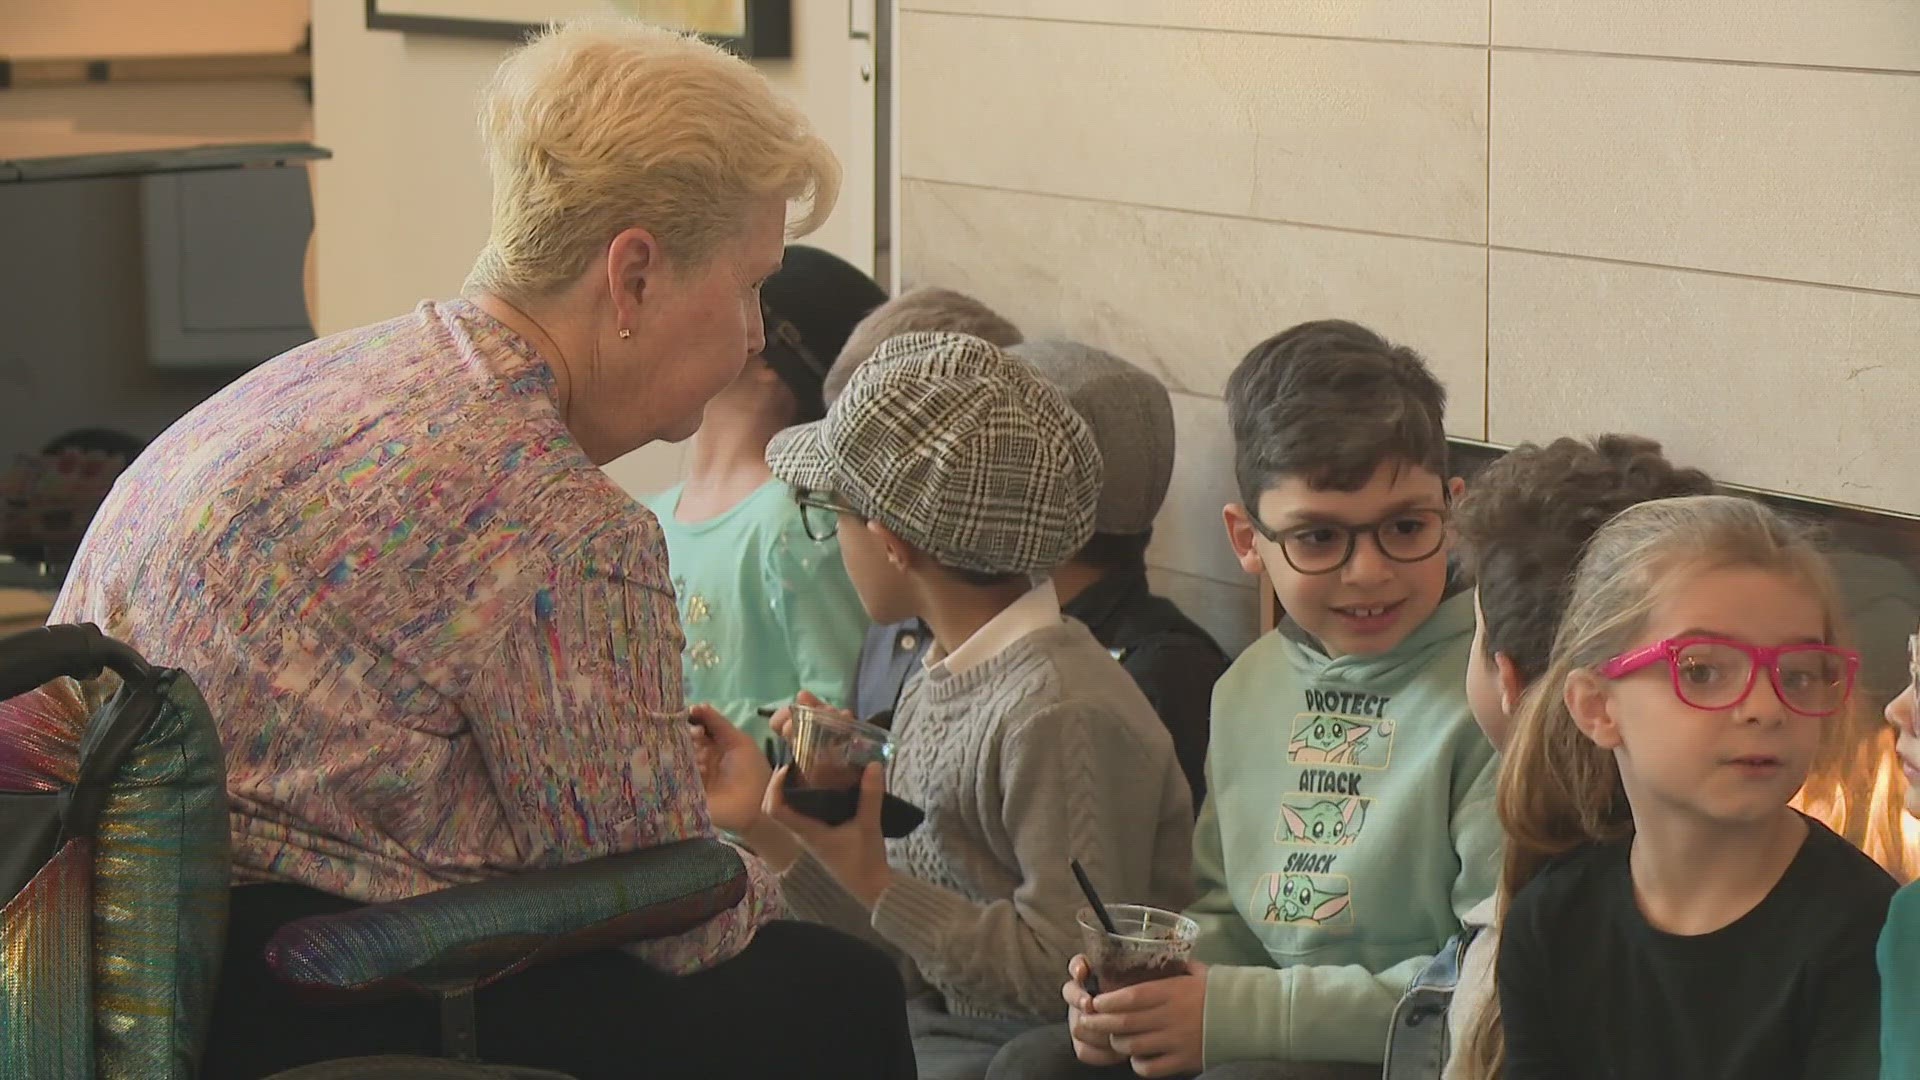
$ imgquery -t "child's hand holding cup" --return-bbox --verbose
[769,692,924,837]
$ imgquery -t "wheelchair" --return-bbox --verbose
[0,624,749,1079]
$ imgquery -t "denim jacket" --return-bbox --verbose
[1383,921,1485,1079]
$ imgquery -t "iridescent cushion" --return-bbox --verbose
[0,673,229,1079]
[266,838,746,997]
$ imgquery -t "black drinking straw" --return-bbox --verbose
[1071,859,1115,996]
[1072,859,1119,934]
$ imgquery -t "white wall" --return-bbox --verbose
[309,1,874,499]
[0,0,311,159]
[0,0,312,459]
[896,0,1920,655]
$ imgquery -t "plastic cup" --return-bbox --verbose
[1077,904,1199,991]
[786,703,892,790]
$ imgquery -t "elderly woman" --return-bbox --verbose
[50,20,912,1080]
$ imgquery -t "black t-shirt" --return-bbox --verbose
[1499,814,1894,1080]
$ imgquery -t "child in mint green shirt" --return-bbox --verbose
[647,479,867,740]
[1879,672,1920,1079]
[643,247,883,742]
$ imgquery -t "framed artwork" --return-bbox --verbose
[365,0,792,57]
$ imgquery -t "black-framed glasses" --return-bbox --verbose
[795,487,856,542]
[1249,504,1450,576]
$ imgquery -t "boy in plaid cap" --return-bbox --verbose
[823,286,1026,726]
[703,332,1196,1080]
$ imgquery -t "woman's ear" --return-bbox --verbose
[1566,669,1624,750]
[605,226,663,328]
[1223,503,1266,577]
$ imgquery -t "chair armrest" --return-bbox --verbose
[265,837,746,999]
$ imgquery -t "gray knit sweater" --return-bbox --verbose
[784,618,1195,1020]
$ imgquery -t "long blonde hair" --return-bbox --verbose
[1459,494,1862,1079]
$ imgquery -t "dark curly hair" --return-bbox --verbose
[1454,435,1716,681]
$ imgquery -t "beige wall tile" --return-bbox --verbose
[901,0,1488,45]
[1487,250,1920,514]
[901,180,1488,428]
[1146,566,1260,657]
[603,441,687,502]
[901,11,1488,242]
[1149,393,1245,588]
[1490,51,1920,294]
[1493,0,1920,71]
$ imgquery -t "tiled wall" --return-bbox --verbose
[897,0,1920,655]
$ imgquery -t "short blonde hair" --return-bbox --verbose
[466,19,839,299]
[823,287,1022,403]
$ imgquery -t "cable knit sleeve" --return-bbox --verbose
[868,699,1182,1019]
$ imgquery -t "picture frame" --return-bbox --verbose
[364,0,792,58]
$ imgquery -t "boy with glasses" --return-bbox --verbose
[995,320,1498,1079]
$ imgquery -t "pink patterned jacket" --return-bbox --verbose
[51,299,781,974]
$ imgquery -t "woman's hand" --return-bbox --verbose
[687,704,772,836]
[765,688,849,744]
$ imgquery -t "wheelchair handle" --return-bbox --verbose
[0,623,156,704]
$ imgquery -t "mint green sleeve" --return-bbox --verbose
[1203,952,1428,1065]
[762,520,867,713]
[1450,751,1502,920]
[1186,760,1271,967]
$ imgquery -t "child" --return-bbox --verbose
[642,246,883,741]
[1474,494,1894,1079]
[1384,435,1714,1079]
[821,286,1025,724]
[822,285,1024,407]
[1877,656,1920,1077]
[1011,339,1229,809]
[1004,319,1501,1078]
[704,331,1196,1080]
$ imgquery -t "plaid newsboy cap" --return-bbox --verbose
[765,331,1102,575]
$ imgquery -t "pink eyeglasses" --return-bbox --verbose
[1599,636,1859,718]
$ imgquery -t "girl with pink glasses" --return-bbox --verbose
[1458,494,1894,1080]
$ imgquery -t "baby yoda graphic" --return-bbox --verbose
[1278,797,1365,847]
[1261,873,1352,927]
[1288,715,1374,765]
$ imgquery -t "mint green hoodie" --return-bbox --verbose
[1192,589,1500,1066]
